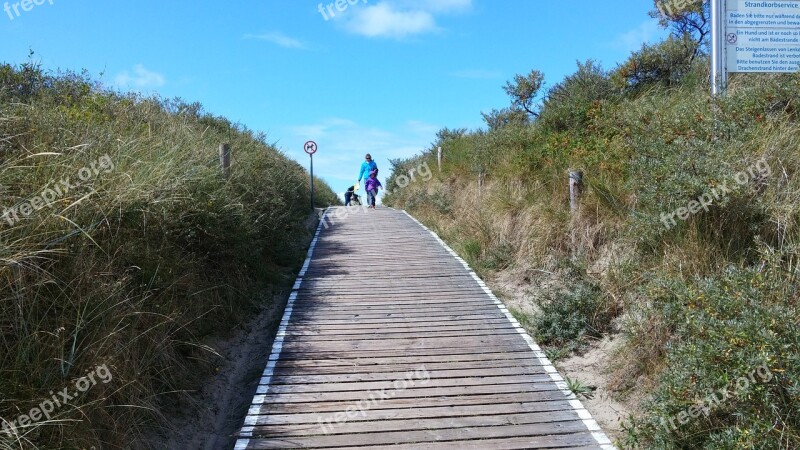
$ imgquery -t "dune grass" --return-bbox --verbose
[0,63,339,449]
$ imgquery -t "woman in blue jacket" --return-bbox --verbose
[357,154,377,189]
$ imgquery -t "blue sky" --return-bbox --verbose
[1,0,667,200]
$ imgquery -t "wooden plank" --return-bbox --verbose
[293,298,493,308]
[277,344,535,359]
[264,374,555,395]
[282,323,521,337]
[258,382,562,404]
[297,289,488,297]
[254,411,583,436]
[270,367,551,385]
[292,299,498,308]
[289,306,504,318]
[287,315,511,327]
[285,318,512,329]
[285,318,513,331]
[300,271,478,280]
[283,323,520,336]
[280,334,525,349]
[319,435,603,450]
[245,422,592,448]
[282,330,522,342]
[255,391,573,414]
[273,350,540,367]
[251,400,580,426]
[273,357,546,375]
[288,312,509,323]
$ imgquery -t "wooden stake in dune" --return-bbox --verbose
[569,169,583,212]
[438,146,443,171]
[219,143,231,179]
[304,140,318,210]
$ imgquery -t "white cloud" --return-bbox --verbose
[244,31,307,49]
[450,69,503,80]
[611,19,663,53]
[114,65,165,89]
[343,0,472,39]
[346,3,436,38]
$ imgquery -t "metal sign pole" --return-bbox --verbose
[711,0,728,96]
[304,140,318,211]
[310,153,315,210]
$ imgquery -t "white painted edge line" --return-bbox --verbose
[233,208,330,450]
[401,210,617,450]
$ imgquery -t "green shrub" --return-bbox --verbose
[461,239,482,266]
[533,270,615,354]
[622,259,800,449]
[612,35,699,92]
[482,239,514,271]
[539,59,618,133]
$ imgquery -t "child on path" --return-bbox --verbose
[364,169,382,209]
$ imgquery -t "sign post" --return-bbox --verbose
[304,140,318,210]
[712,0,728,96]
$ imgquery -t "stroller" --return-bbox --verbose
[344,185,362,206]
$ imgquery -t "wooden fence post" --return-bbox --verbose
[437,146,443,171]
[220,143,231,179]
[569,170,583,212]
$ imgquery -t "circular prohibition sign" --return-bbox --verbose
[304,141,318,155]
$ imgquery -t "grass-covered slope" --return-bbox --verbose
[384,43,800,448]
[0,63,339,449]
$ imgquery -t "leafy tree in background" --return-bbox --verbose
[650,0,710,61]
[434,127,468,147]
[613,34,699,90]
[540,60,615,132]
[503,69,545,118]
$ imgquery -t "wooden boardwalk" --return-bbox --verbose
[234,206,615,449]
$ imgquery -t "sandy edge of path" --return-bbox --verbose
[490,269,639,445]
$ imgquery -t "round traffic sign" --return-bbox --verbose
[304,141,318,155]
